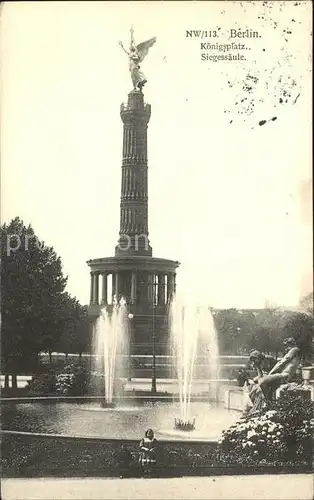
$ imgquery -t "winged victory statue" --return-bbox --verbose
[119,27,156,91]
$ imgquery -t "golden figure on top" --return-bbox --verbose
[119,26,156,91]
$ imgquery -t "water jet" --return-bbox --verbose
[170,297,220,430]
[92,297,128,405]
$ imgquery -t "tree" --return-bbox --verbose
[57,295,90,361]
[254,307,289,357]
[1,218,68,388]
[75,305,91,359]
[282,312,314,364]
[213,307,292,356]
[299,291,314,316]
[213,309,247,355]
[235,310,259,354]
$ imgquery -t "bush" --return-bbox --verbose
[215,392,314,467]
[271,391,314,461]
[27,371,56,396]
[55,364,89,396]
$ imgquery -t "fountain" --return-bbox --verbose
[198,305,220,401]
[3,296,239,441]
[92,297,129,407]
[170,296,220,431]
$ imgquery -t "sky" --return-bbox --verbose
[1,1,312,308]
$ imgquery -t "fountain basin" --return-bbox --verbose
[1,399,239,441]
[3,427,311,479]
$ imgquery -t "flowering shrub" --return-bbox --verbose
[55,364,88,396]
[55,372,75,395]
[216,392,314,467]
[272,391,314,462]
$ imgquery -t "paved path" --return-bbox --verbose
[2,475,313,500]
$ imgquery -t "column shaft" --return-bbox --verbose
[101,273,108,305]
[93,273,99,305]
[148,274,153,303]
[90,273,94,304]
[115,272,120,300]
[158,274,166,305]
[111,273,116,303]
[167,273,175,302]
[131,272,137,303]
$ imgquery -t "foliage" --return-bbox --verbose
[1,218,91,381]
[57,295,91,356]
[55,364,89,396]
[26,364,89,397]
[272,391,314,459]
[216,392,314,467]
[282,312,314,363]
[1,218,67,371]
[213,307,288,356]
[27,371,56,396]
[213,304,313,358]
[213,308,241,354]
[299,292,314,316]
[2,432,218,478]
[253,307,287,355]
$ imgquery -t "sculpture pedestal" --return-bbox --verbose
[174,418,196,431]
[101,401,116,409]
[275,384,314,402]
